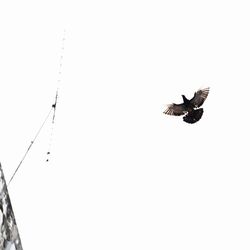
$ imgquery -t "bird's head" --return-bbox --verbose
[182,95,188,103]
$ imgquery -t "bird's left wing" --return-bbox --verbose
[190,87,209,108]
[163,103,187,116]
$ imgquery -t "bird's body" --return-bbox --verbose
[164,88,209,124]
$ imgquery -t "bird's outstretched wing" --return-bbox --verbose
[190,87,209,108]
[163,103,187,116]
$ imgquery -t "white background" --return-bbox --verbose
[1,1,250,249]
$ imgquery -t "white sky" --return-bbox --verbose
[1,1,250,249]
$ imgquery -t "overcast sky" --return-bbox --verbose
[1,1,250,249]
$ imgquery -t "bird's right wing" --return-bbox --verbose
[163,103,187,116]
[190,87,209,108]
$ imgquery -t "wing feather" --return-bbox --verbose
[163,103,187,116]
[190,87,209,108]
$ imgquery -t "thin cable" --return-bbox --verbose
[56,29,66,93]
[8,107,53,186]
[46,30,66,162]
[8,30,66,184]
[52,89,58,123]
[46,91,58,162]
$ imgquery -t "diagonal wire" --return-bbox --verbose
[8,30,66,183]
[8,107,53,186]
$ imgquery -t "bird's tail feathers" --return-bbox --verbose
[183,108,203,124]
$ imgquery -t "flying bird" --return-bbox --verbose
[163,87,209,124]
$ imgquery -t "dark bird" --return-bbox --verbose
[163,87,209,124]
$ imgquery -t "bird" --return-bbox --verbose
[163,87,209,124]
